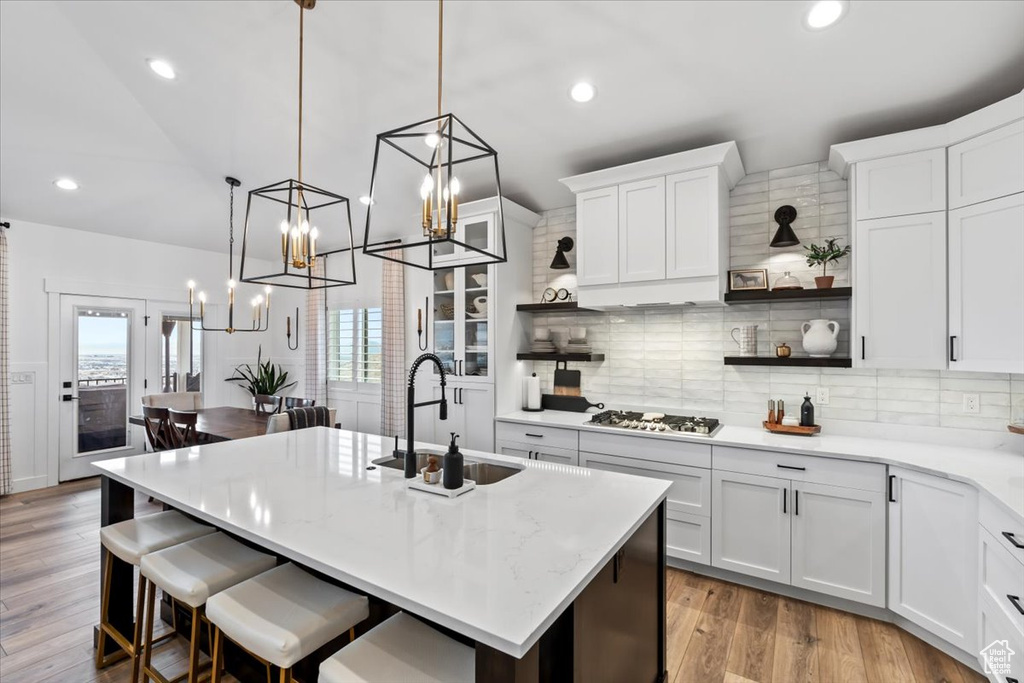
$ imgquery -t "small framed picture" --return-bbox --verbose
[729,268,768,291]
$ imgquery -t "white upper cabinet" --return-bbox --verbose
[618,177,666,283]
[855,149,946,219]
[666,167,722,279]
[575,187,619,287]
[855,212,947,369]
[949,192,1024,373]
[948,120,1024,210]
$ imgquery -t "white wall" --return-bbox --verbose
[3,218,304,491]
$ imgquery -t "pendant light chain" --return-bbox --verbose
[298,2,304,186]
[437,0,443,119]
[228,180,235,278]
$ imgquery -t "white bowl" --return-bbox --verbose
[534,327,551,341]
[570,327,587,339]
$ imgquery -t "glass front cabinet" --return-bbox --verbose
[431,260,492,382]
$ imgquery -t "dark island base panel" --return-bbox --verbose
[101,476,667,683]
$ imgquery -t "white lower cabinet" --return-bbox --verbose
[889,467,978,654]
[496,439,579,466]
[581,450,711,566]
[711,470,791,583]
[418,383,494,452]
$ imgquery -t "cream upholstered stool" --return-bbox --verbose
[97,511,216,682]
[318,612,475,683]
[206,563,369,683]
[139,532,277,683]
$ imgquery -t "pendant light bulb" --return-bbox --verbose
[310,226,319,241]
[450,177,460,195]
[279,220,289,235]
[424,133,441,148]
[264,286,272,296]
[198,292,207,303]
[187,280,195,289]
[300,220,310,235]
[420,174,434,199]
[228,279,236,289]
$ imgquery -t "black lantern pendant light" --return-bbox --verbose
[550,237,574,270]
[238,0,357,289]
[188,177,271,335]
[362,0,507,271]
[770,205,800,248]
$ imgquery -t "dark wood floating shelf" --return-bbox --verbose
[515,302,597,313]
[517,353,606,362]
[724,287,852,305]
[724,356,853,368]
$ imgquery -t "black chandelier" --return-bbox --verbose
[239,0,356,290]
[362,0,507,271]
[188,177,271,335]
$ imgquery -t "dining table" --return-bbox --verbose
[129,406,268,442]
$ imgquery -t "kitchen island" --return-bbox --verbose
[93,427,671,683]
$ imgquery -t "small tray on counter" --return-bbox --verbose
[407,478,476,498]
[762,421,821,436]
[541,394,604,413]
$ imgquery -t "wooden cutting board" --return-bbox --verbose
[553,360,581,396]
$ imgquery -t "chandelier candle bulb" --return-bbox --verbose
[187,281,195,305]
[199,292,206,317]
[280,221,289,262]
[309,226,318,261]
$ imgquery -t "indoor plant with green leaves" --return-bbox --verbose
[225,345,296,408]
[804,238,851,289]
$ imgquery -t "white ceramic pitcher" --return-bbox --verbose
[730,325,758,357]
[801,319,839,357]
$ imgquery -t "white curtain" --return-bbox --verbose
[380,256,405,437]
[305,260,328,409]
[0,227,11,495]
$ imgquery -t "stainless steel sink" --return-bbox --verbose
[372,453,522,485]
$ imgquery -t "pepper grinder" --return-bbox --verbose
[443,433,464,490]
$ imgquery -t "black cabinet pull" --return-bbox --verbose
[950,336,957,362]
[888,475,897,503]
[1006,677,1019,683]
[777,464,806,471]
[525,433,543,438]
[794,489,800,516]
[459,388,463,404]
[1003,531,1024,549]
[1008,594,1024,616]
[782,488,787,514]
[861,336,866,360]
[528,451,533,460]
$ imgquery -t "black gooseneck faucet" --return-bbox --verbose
[403,353,449,478]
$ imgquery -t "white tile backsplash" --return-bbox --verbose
[528,160,1023,433]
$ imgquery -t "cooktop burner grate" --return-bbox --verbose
[587,410,721,436]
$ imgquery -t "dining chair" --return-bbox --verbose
[253,395,281,416]
[167,410,200,448]
[142,406,174,452]
[283,397,315,410]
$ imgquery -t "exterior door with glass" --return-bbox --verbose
[58,296,147,481]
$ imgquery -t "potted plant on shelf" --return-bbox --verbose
[226,345,296,408]
[804,238,851,289]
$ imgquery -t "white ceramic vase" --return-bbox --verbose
[801,319,839,358]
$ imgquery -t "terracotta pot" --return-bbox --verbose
[814,275,835,289]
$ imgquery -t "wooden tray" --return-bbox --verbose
[763,421,821,436]
[1009,424,1024,436]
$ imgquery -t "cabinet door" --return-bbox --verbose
[855,149,946,219]
[949,193,1024,373]
[855,212,947,369]
[618,177,666,283]
[711,470,791,583]
[791,481,886,607]
[495,441,532,462]
[431,212,495,265]
[576,187,619,286]
[665,168,719,279]
[534,447,579,467]
[457,384,493,452]
[889,467,978,653]
[949,120,1024,210]
[979,591,1024,683]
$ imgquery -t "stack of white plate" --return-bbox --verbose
[565,338,592,353]
[530,340,557,353]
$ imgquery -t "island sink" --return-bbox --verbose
[373,453,523,485]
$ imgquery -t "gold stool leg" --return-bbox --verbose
[95,548,113,669]
[187,606,203,683]
[141,579,158,682]
[131,571,148,683]
[279,667,293,683]
[210,627,223,683]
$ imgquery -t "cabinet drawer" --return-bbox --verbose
[979,591,1024,683]
[496,439,579,466]
[666,510,710,566]
[981,494,1024,567]
[581,451,711,517]
[495,422,579,451]
[579,431,711,468]
[981,526,1024,636]
[949,119,1024,210]
[712,446,885,492]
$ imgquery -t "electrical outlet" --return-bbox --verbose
[815,387,830,405]
[963,393,980,414]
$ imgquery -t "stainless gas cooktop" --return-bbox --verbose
[587,410,722,437]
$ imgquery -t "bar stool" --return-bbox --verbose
[97,511,216,682]
[139,532,278,683]
[318,612,475,683]
[207,563,369,683]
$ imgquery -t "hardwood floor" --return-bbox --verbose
[1,479,987,683]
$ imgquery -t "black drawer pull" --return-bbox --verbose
[777,464,806,471]
[1008,594,1024,616]
[1003,531,1024,549]
[525,433,543,438]
[950,336,957,362]
[782,488,787,514]
[794,489,800,516]
[888,475,897,503]
[861,336,866,360]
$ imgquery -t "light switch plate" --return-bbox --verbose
[815,387,830,405]
[963,393,980,414]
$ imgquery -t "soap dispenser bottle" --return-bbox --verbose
[442,433,464,490]
[800,393,815,427]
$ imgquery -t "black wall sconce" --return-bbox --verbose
[286,307,299,350]
[770,205,800,248]
[550,236,574,269]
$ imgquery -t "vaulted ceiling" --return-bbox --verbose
[2,0,1022,255]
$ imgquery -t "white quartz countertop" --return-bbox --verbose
[496,410,1024,520]
[92,428,669,658]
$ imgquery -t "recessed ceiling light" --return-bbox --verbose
[54,178,79,191]
[147,58,176,80]
[569,82,596,103]
[805,0,847,29]
[358,196,374,206]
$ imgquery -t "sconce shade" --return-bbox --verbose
[550,236,574,269]
[770,204,800,248]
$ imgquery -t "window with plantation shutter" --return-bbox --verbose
[327,308,382,385]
